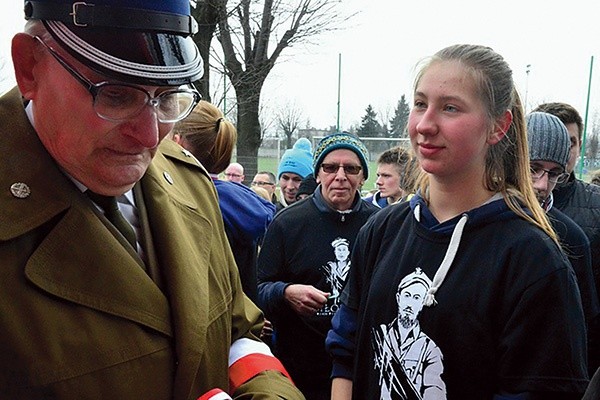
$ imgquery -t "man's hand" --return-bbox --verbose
[284,284,329,317]
[260,318,273,338]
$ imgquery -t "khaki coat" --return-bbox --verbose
[0,88,302,399]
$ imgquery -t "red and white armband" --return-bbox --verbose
[228,338,293,392]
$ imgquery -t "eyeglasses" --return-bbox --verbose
[251,181,275,187]
[321,163,362,175]
[35,37,201,123]
[225,173,243,179]
[530,165,569,184]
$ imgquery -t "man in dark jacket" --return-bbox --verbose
[258,132,379,399]
[526,111,600,374]
[534,102,600,374]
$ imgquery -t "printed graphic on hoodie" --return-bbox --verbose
[318,238,351,316]
[371,268,447,399]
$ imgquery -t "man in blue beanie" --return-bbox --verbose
[0,1,302,399]
[276,137,314,210]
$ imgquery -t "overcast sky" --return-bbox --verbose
[2,0,600,132]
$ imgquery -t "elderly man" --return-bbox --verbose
[0,1,302,399]
[225,162,245,183]
[257,132,378,399]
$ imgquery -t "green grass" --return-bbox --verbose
[257,157,379,192]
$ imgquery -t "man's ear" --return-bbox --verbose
[488,109,513,145]
[11,33,41,100]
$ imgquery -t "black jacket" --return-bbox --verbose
[553,173,600,374]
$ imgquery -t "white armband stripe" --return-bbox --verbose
[228,338,274,366]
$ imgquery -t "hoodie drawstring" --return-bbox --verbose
[414,203,469,307]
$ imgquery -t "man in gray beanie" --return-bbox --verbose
[527,111,571,209]
[527,111,600,374]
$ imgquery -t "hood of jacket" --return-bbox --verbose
[213,180,275,243]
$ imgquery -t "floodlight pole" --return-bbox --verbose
[578,55,594,179]
[336,53,341,132]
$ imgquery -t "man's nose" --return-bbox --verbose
[125,106,163,148]
[532,174,550,192]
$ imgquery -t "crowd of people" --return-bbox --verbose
[2,1,600,400]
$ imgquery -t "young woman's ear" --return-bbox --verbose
[488,110,513,145]
[172,133,183,145]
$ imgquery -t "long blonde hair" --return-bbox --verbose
[414,44,557,242]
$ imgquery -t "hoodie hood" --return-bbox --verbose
[409,191,516,234]
[213,180,275,243]
[408,191,518,307]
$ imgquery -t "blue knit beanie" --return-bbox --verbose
[526,112,570,170]
[277,138,314,179]
[313,132,369,179]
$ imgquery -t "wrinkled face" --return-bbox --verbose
[408,61,501,185]
[224,164,244,183]
[530,160,562,205]
[22,36,174,196]
[279,172,303,204]
[375,163,402,200]
[316,149,365,211]
[565,122,581,174]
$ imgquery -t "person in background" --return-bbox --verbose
[252,186,272,202]
[363,146,420,208]
[533,101,600,374]
[327,44,587,399]
[172,101,275,304]
[252,170,278,203]
[526,111,600,373]
[276,138,314,211]
[0,1,302,398]
[296,173,318,201]
[258,132,378,399]
[591,170,600,186]
[224,162,245,183]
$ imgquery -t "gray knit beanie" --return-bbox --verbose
[526,111,570,170]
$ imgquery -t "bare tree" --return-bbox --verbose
[0,57,12,94]
[586,111,600,163]
[211,0,353,179]
[190,1,221,102]
[277,101,304,149]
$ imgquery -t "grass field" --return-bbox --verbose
[257,157,380,193]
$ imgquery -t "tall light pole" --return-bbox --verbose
[336,53,341,132]
[524,64,531,113]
